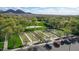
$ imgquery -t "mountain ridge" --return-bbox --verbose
[0,9,32,14]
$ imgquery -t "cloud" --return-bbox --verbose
[0,7,79,15]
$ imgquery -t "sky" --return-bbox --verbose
[0,0,79,7]
[0,0,79,15]
[1,7,79,15]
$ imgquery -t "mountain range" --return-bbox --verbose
[0,7,79,15]
[0,9,32,14]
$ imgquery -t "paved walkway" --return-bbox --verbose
[19,35,25,45]
[9,41,53,51]
[26,26,43,29]
[10,41,79,51]
[3,36,8,51]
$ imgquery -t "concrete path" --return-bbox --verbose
[19,35,25,45]
[3,35,8,51]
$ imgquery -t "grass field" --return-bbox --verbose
[0,42,4,50]
[8,34,22,49]
[0,37,4,50]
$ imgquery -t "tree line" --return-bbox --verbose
[0,14,79,42]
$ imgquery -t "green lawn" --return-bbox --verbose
[0,36,4,50]
[0,42,4,50]
[8,34,22,49]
